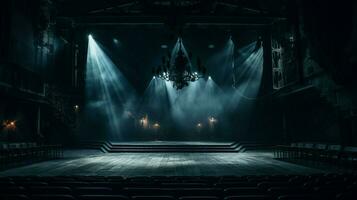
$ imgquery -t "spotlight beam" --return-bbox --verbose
[233,48,263,101]
[85,36,135,140]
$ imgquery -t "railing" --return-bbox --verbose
[0,64,45,95]
[0,143,63,170]
[274,143,357,168]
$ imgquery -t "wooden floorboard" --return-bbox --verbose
[0,150,331,177]
[110,141,234,145]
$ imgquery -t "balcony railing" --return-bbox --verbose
[0,63,45,96]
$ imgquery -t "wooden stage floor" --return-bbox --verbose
[109,141,235,145]
[0,150,331,177]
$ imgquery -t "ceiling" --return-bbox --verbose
[52,0,290,26]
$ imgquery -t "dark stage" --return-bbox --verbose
[1,0,357,199]
[0,149,326,177]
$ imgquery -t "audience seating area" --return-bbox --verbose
[274,143,357,167]
[0,174,356,200]
[0,143,63,169]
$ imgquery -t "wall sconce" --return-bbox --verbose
[2,120,17,131]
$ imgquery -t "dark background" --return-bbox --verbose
[0,0,356,145]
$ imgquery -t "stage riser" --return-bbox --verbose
[107,148,242,152]
[109,146,235,148]
[80,141,248,153]
[106,150,239,153]
[109,147,237,148]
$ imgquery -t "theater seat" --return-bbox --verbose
[0,195,30,200]
[160,183,208,188]
[179,196,220,200]
[79,195,130,200]
[131,196,177,200]
[216,182,257,188]
[29,186,72,195]
[336,191,357,200]
[0,186,27,195]
[31,194,77,200]
[175,188,221,196]
[257,182,294,190]
[19,181,48,186]
[50,181,90,187]
[267,186,308,196]
[277,194,324,200]
[224,187,264,196]
[224,195,273,200]
[50,177,76,182]
[124,187,175,196]
[0,174,354,200]
[0,181,15,187]
[74,187,113,195]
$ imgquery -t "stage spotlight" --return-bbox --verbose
[153,76,156,79]
[196,123,202,128]
[74,105,79,112]
[161,44,168,49]
[208,44,215,49]
[88,34,92,39]
[208,76,212,79]
[153,123,160,128]
[196,122,203,133]
[113,38,119,44]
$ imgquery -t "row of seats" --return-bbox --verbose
[0,143,63,169]
[0,174,356,200]
[0,143,37,149]
[274,143,357,166]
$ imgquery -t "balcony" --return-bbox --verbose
[0,63,46,102]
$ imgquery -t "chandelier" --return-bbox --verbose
[153,38,206,90]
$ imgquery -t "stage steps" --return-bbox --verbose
[239,143,276,152]
[80,141,111,153]
[80,141,245,153]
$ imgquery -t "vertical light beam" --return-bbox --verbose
[85,36,135,140]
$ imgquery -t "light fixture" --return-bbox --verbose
[139,115,149,129]
[208,116,217,123]
[289,36,294,42]
[153,38,207,90]
[2,120,17,131]
[208,116,218,129]
[196,123,202,128]
[153,123,160,129]
[74,105,80,112]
